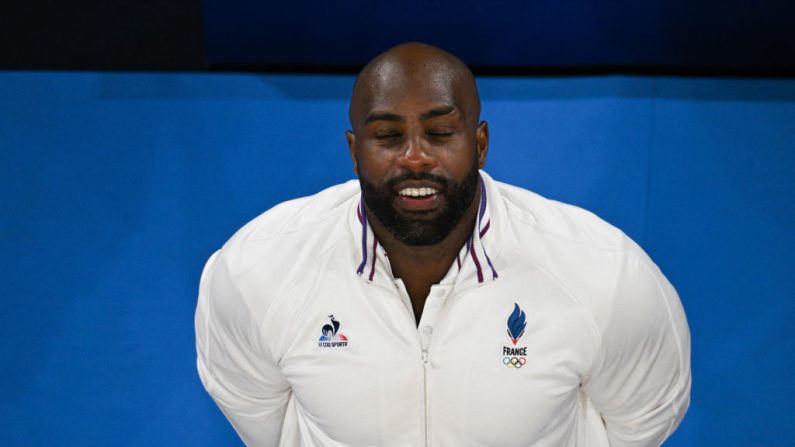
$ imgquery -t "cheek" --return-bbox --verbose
[437,142,478,173]
[354,149,395,181]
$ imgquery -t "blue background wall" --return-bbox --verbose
[1,72,793,445]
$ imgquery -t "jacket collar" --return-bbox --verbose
[350,171,500,290]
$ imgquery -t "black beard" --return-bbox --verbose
[359,165,479,246]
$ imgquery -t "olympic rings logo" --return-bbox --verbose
[502,356,527,368]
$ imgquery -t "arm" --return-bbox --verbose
[195,250,291,446]
[582,252,691,446]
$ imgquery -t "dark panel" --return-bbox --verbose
[0,0,204,71]
[201,0,795,75]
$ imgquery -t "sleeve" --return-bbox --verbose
[195,250,292,446]
[582,252,691,447]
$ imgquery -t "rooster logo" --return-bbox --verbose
[319,315,347,342]
[506,303,527,346]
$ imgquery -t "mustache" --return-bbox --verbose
[386,172,450,190]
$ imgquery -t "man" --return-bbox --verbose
[195,43,691,446]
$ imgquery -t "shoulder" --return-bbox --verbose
[486,174,686,373]
[486,173,674,322]
[201,180,361,320]
[225,180,361,250]
[490,177,629,252]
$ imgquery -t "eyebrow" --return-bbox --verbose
[364,112,404,125]
[419,105,456,121]
[363,105,457,125]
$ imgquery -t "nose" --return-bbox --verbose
[398,135,436,171]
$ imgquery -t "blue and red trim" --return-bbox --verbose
[356,174,498,283]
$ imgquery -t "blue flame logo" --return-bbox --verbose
[506,303,527,345]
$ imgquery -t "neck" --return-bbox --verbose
[365,184,481,322]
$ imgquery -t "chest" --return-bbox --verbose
[270,268,598,445]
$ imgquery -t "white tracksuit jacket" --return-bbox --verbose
[195,171,691,446]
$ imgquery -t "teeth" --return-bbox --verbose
[399,187,438,197]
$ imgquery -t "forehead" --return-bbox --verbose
[358,61,465,119]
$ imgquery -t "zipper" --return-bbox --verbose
[394,279,432,446]
[420,325,433,447]
[422,348,429,446]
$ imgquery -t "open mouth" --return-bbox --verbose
[395,186,441,211]
[397,187,439,198]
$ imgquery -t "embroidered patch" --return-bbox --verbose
[502,303,527,368]
[318,314,348,348]
[506,303,527,345]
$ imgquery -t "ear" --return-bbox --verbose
[345,130,358,176]
[476,121,489,169]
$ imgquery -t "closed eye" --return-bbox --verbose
[375,132,401,140]
[427,130,454,138]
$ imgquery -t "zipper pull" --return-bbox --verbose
[421,349,429,364]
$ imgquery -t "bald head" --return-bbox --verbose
[349,43,481,132]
